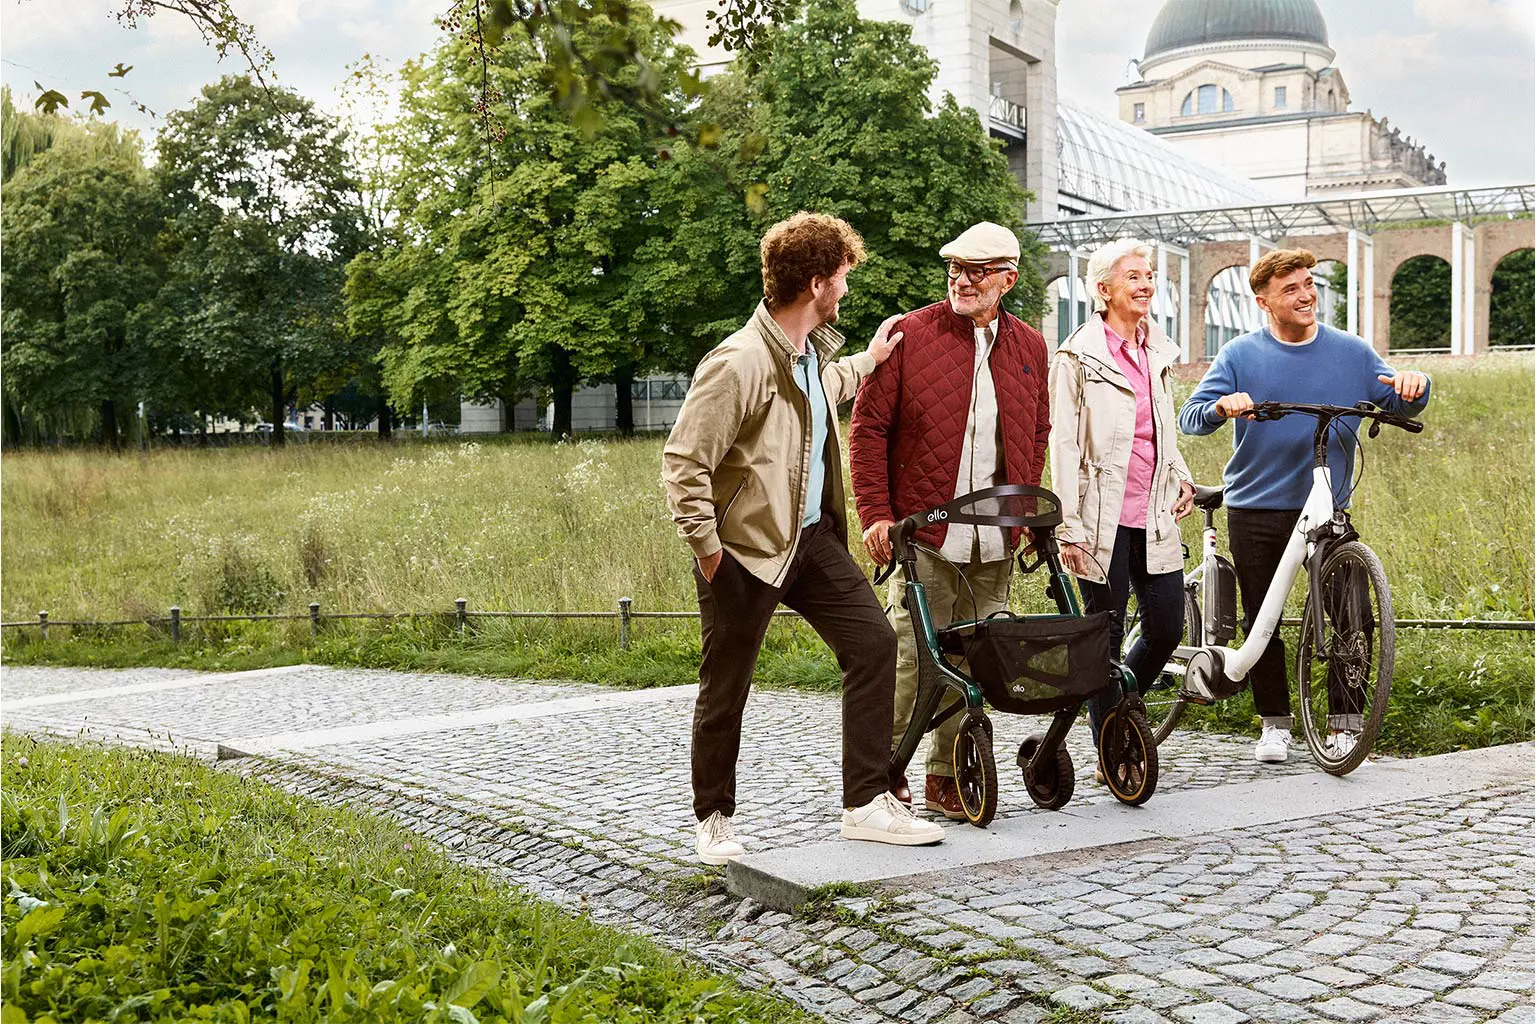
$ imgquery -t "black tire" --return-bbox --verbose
[1124,590,1196,745]
[1099,701,1159,806]
[953,716,999,828]
[1022,742,1074,810]
[1297,541,1394,776]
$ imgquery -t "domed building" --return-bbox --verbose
[1117,0,1446,196]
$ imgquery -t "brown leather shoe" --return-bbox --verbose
[924,774,967,820]
[892,771,912,806]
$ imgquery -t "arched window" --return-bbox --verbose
[1182,84,1235,116]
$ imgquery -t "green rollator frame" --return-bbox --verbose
[882,485,1159,826]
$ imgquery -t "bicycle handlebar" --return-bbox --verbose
[1248,401,1424,435]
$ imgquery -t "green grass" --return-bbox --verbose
[0,735,811,1024]
[3,355,1532,755]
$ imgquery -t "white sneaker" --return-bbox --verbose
[1254,725,1293,763]
[1327,731,1361,762]
[841,792,945,846]
[695,811,746,866]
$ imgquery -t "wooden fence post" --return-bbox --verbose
[170,606,181,643]
[38,611,47,642]
[618,596,632,651]
[456,598,467,636]
[310,602,321,639]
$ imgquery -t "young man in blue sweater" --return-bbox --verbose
[1179,249,1430,765]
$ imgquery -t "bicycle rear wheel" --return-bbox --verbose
[1297,541,1394,776]
[1127,589,1197,744]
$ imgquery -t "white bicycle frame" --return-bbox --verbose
[1170,464,1337,697]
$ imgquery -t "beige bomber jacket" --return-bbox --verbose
[662,302,876,587]
[1047,315,1193,585]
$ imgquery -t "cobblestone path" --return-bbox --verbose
[4,665,1531,1023]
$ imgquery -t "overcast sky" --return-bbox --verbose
[3,0,1532,186]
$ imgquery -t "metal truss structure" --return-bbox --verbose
[1027,184,1535,250]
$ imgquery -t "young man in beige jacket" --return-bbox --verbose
[663,212,944,865]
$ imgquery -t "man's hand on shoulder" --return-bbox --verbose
[867,315,905,365]
[1214,392,1255,419]
[1378,371,1427,402]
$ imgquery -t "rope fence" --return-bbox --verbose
[1,601,1530,650]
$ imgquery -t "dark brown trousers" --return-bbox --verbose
[692,518,897,819]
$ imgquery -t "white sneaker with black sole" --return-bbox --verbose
[695,811,746,866]
[1327,731,1363,763]
[1254,725,1293,763]
[841,792,945,846]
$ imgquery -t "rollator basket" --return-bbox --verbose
[938,609,1114,716]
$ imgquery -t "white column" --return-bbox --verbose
[1346,229,1360,337]
[1361,234,1375,349]
[1179,251,1192,363]
[1065,251,1081,336]
[1463,227,1477,356]
[1156,243,1170,337]
[1450,221,1465,356]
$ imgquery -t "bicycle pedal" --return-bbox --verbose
[1175,690,1213,706]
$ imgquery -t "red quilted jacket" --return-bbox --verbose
[849,301,1051,550]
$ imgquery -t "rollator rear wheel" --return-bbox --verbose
[1099,701,1159,806]
[1297,541,1394,776]
[953,716,998,828]
[1018,735,1074,810]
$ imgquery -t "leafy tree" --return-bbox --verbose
[1,120,163,447]
[636,0,1046,370]
[354,3,692,437]
[151,76,365,447]
[1388,256,1452,351]
[1489,248,1534,347]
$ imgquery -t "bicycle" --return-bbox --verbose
[1127,400,1423,775]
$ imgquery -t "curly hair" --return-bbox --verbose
[760,212,867,310]
[1250,248,1317,294]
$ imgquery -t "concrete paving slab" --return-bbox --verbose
[5,663,312,709]
[727,743,1534,910]
[216,683,697,759]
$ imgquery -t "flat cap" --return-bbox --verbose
[940,221,1020,264]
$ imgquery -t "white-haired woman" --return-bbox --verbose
[1049,239,1197,747]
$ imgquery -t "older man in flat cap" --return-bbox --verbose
[849,221,1051,819]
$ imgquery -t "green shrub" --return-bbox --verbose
[0,736,807,1024]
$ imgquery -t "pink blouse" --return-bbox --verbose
[1103,319,1156,530]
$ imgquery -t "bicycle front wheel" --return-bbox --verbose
[1297,541,1394,776]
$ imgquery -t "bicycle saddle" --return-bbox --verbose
[1192,483,1225,510]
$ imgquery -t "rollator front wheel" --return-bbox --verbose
[1099,700,1158,806]
[953,715,998,828]
[1297,541,1394,776]
[1018,734,1074,810]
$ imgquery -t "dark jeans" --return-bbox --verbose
[1226,507,1302,721]
[692,518,896,819]
[1079,526,1185,741]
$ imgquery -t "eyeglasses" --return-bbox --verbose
[946,262,1016,283]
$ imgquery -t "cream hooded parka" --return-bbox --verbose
[1048,314,1193,585]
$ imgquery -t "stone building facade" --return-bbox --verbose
[1116,0,1447,197]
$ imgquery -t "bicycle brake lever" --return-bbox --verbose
[1368,419,1383,439]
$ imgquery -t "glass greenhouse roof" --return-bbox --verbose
[1056,102,1272,216]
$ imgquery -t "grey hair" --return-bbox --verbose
[1086,238,1155,313]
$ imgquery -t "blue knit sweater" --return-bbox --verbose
[1178,324,1431,510]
